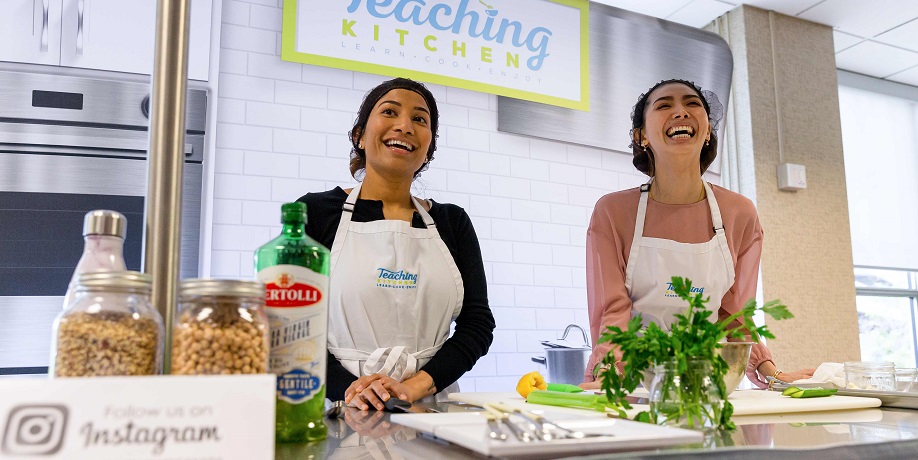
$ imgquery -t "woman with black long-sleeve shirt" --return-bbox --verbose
[297,78,494,411]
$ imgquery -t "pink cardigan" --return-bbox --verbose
[584,184,774,388]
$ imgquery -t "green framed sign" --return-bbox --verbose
[282,0,590,111]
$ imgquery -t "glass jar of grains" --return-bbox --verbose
[51,271,163,377]
[172,279,269,375]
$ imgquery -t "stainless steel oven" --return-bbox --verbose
[0,70,206,375]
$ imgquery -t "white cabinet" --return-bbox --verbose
[60,0,213,81]
[0,0,63,66]
[1,0,212,81]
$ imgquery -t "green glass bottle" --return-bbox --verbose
[255,202,330,443]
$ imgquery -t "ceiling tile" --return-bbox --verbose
[874,19,918,52]
[667,0,736,28]
[798,0,918,38]
[589,0,694,19]
[741,0,824,17]
[886,65,918,87]
[833,30,863,52]
[835,41,918,78]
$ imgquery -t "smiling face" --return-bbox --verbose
[638,83,711,168]
[355,88,433,182]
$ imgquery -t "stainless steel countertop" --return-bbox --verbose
[275,401,918,459]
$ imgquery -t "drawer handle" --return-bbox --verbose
[40,0,49,52]
[76,0,85,55]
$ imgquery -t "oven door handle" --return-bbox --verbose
[2,134,193,157]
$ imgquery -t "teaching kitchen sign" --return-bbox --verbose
[282,0,590,111]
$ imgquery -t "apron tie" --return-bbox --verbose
[329,344,442,382]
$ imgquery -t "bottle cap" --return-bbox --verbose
[83,210,127,238]
[280,202,307,224]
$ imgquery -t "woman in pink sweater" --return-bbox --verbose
[582,79,813,389]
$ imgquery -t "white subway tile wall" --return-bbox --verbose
[210,1,719,391]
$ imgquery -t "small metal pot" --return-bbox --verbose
[532,324,591,385]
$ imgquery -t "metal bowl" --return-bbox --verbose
[641,342,753,396]
[718,342,753,395]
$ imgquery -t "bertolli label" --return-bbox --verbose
[257,265,328,404]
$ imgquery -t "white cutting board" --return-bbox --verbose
[448,389,881,417]
[391,409,703,458]
[728,389,881,415]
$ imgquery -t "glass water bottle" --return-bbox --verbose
[63,210,128,309]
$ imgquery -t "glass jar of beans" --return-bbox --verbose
[51,271,163,377]
[172,279,269,375]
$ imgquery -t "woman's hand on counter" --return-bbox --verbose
[578,380,602,391]
[344,371,437,409]
[345,373,400,410]
[393,371,436,402]
[758,361,816,383]
[776,368,817,382]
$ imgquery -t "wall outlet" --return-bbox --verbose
[777,163,806,191]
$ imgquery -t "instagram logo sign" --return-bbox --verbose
[2,405,69,456]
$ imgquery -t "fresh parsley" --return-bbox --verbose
[597,276,792,430]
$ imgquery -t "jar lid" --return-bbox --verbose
[76,271,151,291]
[180,278,265,298]
[83,210,127,238]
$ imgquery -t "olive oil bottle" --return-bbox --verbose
[255,202,330,443]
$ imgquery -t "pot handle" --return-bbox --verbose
[531,356,546,365]
[561,324,590,347]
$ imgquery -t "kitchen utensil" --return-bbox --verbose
[325,400,346,419]
[639,342,752,396]
[719,342,753,394]
[483,412,508,441]
[383,397,412,413]
[482,403,534,442]
[532,324,591,385]
[491,402,607,440]
[390,410,704,458]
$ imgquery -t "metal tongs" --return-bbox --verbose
[481,403,534,442]
[487,402,607,440]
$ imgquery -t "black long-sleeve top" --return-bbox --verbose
[296,187,495,401]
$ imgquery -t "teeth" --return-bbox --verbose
[385,140,415,151]
[666,126,695,138]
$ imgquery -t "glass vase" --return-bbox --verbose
[648,359,723,431]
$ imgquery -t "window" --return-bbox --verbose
[854,267,918,367]
[839,71,918,367]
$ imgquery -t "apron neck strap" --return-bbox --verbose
[342,183,436,228]
[703,181,725,234]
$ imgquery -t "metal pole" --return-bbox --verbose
[144,0,192,374]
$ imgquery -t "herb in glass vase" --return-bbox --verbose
[597,276,792,430]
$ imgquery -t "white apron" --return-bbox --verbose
[624,180,736,330]
[326,184,464,401]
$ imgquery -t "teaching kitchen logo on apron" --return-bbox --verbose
[664,281,705,298]
[376,268,418,289]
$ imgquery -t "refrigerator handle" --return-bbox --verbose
[76,0,85,55]
[39,0,49,52]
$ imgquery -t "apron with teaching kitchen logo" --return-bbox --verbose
[624,180,735,330]
[326,183,464,401]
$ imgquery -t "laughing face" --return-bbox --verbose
[356,88,432,181]
[639,83,711,165]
